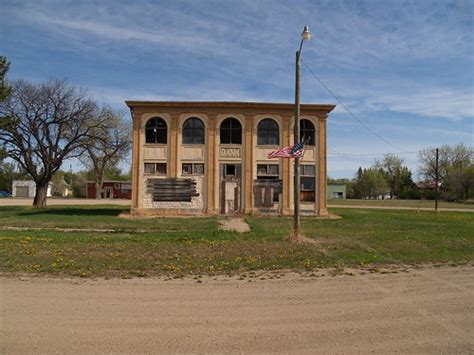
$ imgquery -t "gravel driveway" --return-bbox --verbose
[2,266,473,353]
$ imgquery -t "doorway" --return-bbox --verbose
[102,187,113,199]
[219,164,241,214]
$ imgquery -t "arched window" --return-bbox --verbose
[220,117,242,144]
[182,117,205,144]
[145,117,167,144]
[257,118,279,145]
[300,119,315,146]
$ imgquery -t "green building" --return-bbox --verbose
[327,184,346,200]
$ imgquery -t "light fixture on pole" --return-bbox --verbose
[293,25,311,239]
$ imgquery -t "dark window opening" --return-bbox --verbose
[144,162,167,175]
[220,117,242,144]
[182,163,205,175]
[145,117,167,144]
[257,119,279,145]
[225,164,236,176]
[300,164,316,202]
[300,119,315,146]
[183,117,205,144]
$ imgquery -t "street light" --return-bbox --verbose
[293,25,311,239]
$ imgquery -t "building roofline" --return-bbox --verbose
[125,100,336,112]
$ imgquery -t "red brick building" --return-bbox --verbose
[86,181,132,199]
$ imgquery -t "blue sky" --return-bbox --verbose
[1,0,473,178]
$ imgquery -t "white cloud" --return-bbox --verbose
[374,90,474,121]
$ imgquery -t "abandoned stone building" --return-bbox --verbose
[126,101,335,216]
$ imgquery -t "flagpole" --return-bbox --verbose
[294,46,301,239]
[293,25,311,240]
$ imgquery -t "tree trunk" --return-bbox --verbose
[95,182,103,199]
[33,181,49,208]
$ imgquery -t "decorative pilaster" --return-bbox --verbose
[317,117,328,216]
[282,117,291,214]
[169,115,179,177]
[131,110,141,209]
[244,116,254,213]
[206,115,217,214]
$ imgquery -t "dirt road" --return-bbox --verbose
[2,266,473,354]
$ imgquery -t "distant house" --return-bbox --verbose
[12,180,53,198]
[416,180,441,191]
[86,181,132,199]
[416,180,442,199]
[327,184,346,200]
[52,179,72,197]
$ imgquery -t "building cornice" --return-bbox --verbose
[125,100,336,115]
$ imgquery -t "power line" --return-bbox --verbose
[328,148,372,165]
[300,59,403,151]
[328,150,421,157]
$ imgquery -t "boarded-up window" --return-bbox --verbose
[147,178,199,202]
[254,179,282,207]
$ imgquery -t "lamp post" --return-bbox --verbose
[293,25,312,239]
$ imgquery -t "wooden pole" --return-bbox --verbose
[293,48,301,239]
[435,148,439,212]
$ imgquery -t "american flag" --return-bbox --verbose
[267,140,306,159]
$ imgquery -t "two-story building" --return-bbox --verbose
[126,101,335,216]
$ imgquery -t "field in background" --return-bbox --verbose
[329,199,474,210]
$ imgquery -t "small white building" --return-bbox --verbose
[12,180,53,198]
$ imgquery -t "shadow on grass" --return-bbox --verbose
[17,207,128,217]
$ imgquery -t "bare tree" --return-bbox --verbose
[418,143,474,199]
[0,79,101,207]
[79,106,131,199]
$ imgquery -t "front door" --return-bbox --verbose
[220,164,241,214]
[105,188,113,199]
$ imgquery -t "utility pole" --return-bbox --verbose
[435,148,439,212]
[294,48,301,238]
[293,25,311,240]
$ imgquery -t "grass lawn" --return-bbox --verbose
[328,199,474,210]
[1,205,473,278]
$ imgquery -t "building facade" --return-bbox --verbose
[327,184,347,200]
[86,181,132,199]
[126,101,335,216]
[12,180,52,198]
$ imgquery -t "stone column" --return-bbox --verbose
[206,115,217,214]
[317,117,328,216]
[131,110,141,210]
[244,116,254,214]
[169,115,179,177]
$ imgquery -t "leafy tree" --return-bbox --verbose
[418,143,474,200]
[78,106,131,199]
[353,167,364,199]
[374,154,414,199]
[0,56,11,102]
[0,149,19,192]
[364,168,389,199]
[0,79,101,207]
